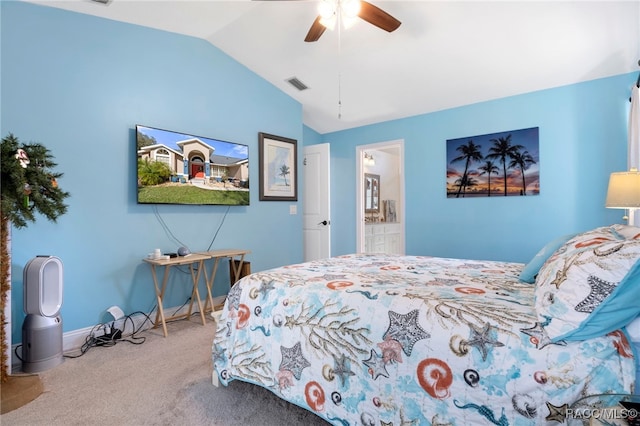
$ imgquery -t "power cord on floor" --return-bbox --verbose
[64,296,196,358]
[13,344,24,363]
[15,298,198,362]
[63,311,152,359]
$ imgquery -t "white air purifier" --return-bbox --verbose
[22,255,64,373]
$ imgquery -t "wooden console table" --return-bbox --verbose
[196,249,251,314]
[142,249,250,336]
[143,253,210,337]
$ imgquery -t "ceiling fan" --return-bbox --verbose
[257,0,401,42]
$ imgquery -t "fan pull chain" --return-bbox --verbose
[338,74,342,120]
[337,15,343,120]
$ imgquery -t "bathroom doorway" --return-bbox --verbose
[356,140,405,254]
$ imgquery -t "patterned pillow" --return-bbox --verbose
[534,224,640,342]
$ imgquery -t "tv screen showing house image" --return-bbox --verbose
[136,125,250,205]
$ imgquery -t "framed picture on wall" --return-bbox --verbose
[258,132,298,201]
[446,127,540,198]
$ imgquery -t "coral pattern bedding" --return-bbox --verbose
[213,230,638,425]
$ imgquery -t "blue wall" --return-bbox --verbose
[2,2,304,340]
[317,74,634,262]
[1,2,635,344]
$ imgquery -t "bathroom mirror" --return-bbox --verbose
[365,173,380,213]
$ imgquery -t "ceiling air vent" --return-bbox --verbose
[286,77,309,91]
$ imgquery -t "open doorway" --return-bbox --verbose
[356,140,405,254]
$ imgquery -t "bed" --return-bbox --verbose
[212,224,639,425]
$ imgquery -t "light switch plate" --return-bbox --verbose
[289,205,297,215]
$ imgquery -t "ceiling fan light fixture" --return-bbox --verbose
[319,0,361,30]
[342,0,361,18]
[304,0,400,42]
[320,15,336,30]
[319,0,336,19]
[318,0,337,30]
[341,14,358,30]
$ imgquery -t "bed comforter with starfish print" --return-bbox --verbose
[212,253,635,425]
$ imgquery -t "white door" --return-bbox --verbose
[303,143,331,261]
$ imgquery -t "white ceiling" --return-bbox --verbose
[25,0,640,134]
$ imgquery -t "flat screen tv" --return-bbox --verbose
[136,125,249,205]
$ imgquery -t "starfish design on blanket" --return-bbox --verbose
[332,354,355,386]
[211,343,226,364]
[363,349,389,379]
[256,279,276,299]
[464,322,504,361]
[226,283,242,310]
[383,309,430,356]
[574,275,617,313]
[279,342,311,380]
[545,402,568,422]
[520,322,566,349]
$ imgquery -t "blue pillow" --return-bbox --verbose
[519,233,577,283]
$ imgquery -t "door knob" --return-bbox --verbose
[318,220,329,226]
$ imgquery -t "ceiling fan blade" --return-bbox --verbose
[358,0,401,33]
[304,16,327,42]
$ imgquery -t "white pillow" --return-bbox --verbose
[534,224,640,341]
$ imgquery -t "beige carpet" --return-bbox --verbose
[0,319,329,425]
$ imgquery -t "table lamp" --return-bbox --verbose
[605,168,640,222]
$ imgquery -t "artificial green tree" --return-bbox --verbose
[0,133,70,383]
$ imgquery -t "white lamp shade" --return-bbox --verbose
[605,171,640,208]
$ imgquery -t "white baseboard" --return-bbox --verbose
[11,296,226,372]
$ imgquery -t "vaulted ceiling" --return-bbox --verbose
[25,1,640,133]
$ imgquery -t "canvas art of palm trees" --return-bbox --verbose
[446,127,539,198]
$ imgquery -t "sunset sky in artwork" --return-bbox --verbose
[446,127,540,197]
